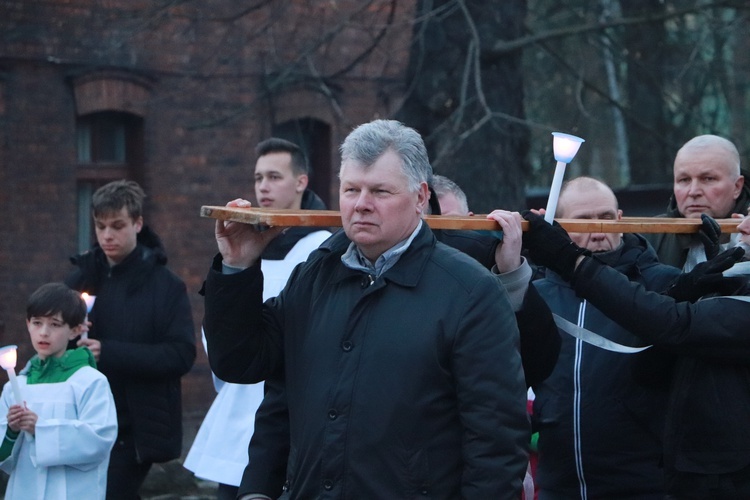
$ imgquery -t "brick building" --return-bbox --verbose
[0,0,415,430]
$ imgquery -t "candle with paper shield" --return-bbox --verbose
[544,132,586,223]
[0,345,24,405]
[81,292,96,340]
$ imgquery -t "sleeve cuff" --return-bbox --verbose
[222,261,248,274]
[493,257,533,311]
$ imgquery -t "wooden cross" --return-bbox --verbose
[201,206,742,234]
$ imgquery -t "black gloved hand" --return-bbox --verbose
[521,210,590,281]
[664,247,746,302]
[698,213,721,260]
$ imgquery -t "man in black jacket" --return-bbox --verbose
[65,180,196,500]
[233,172,560,499]
[204,119,529,498]
[500,176,681,499]
[522,209,750,499]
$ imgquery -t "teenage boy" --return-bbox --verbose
[65,179,196,499]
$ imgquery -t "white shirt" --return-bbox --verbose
[184,229,331,486]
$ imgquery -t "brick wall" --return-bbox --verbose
[0,0,415,424]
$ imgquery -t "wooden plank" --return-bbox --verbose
[200,205,742,233]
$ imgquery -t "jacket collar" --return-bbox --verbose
[322,222,436,288]
[546,233,658,285]
[71,243,161,295]
[23,347,96,383]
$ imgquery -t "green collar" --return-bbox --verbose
[25,347,97,384]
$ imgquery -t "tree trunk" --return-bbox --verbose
[396,0,530,212]
[620,0,670,185]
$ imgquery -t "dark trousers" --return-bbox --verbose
[106,430,152,500]
[217,483,240,500]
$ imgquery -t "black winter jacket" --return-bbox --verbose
[434,229,560,388]
[65,227,196,463]
[532,233,680,498]
[205,223,529,499]
[573,255,750,495]
[237,226,559,498]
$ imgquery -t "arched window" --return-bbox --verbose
[71,73,151,251]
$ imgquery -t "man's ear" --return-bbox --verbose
[416,182,429,214]
[617,209,623,220]
[134,215,144,233]
[295,174,309,193]
[734,175,745,200]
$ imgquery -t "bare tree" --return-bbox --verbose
[35,0,748,200]
[522,0,750,190]
[395,0,530,211]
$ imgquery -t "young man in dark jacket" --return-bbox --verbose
[204,119,529,499]
[185,138,332,500]
[65,180,196,499]
[522,209,750,499]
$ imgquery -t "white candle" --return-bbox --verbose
[81,292,96,312]
[544,161,567,224]
[5,369,23,405]
[81,293,96,340]
[0,345,23,404]
[544,132,586,224]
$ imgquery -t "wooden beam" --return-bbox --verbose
[200,206,742,233]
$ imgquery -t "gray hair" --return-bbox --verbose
[432,174,469,214]
[339,119,433,192]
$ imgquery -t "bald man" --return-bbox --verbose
[520,208,750,499]
[502,176,681,499]
[647,135,750,270]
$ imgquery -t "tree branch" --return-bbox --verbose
[485,0,746,57]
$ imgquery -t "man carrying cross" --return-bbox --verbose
[202,119,529,498]
[489,176,681,499]
[521,201,750,499]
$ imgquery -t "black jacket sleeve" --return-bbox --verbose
[573,256,750,361]
[518,284,561,388]
[203,254,284,383]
